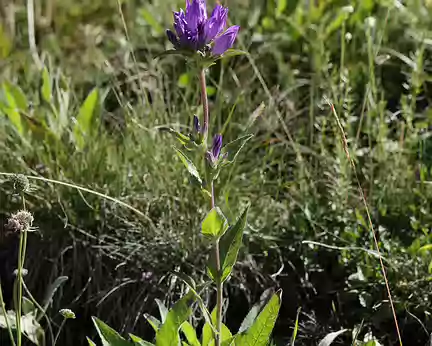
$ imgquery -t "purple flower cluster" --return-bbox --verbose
[167,0,239,56]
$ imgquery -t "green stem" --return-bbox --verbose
[53,319,67,346]
[200,66,222,345]
[16,231,24,346]
[22,281,55,344]
[214,240,223,346]
[199,68,209,140]
[211,180,223,346]
[16,193,28,346]
[0,283,17,346]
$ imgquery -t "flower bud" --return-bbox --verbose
[59,309,76,319]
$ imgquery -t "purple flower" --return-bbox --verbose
[167,0,239,55]
[206,134,223,166]
[193,115,201,133]
[213,25,240,55]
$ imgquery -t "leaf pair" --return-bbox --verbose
[91,292,197,346]
[204,207,249,283]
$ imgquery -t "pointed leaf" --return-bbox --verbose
[170,272,197,291]
[215,49,248,60]
[236,290,282,346]
[155,291,196,346]
[1,83,24,135]
[175,147,202,184]
[39,276,68,321]
[3,82,28,110]
[221,135,253,164]
[219,206,249,282]
[290,308,301,345]
[92,317,133,346]
[144,313,161,332]
[318,329,348,346]
[87,337,97,346]
[419,244,432,252]
[181,321,200,346]
[74,88,99,150]
[201,308,232,346]
[22,312,45,345]
[202,207,228,240]
[155,299,169,324]
[167,128,191,146]
[130,334,155,346]
[238,288,274,333]
[41,67,52,103]
[22,297,36,315]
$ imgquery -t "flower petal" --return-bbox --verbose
[212,25,239,55]
[204,5,228,43]
[173,10,187,37]
[186,0,207,31]
[212,134,223,159]
[166,30,178,47]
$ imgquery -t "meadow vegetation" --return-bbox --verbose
[1,0,432,345]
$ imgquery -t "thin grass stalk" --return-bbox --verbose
[328,100,403,346]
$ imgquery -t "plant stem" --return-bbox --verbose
[0,283,17,346]
[211,180,223,346]
[202,63,222,343]
[215,240,223,346]
[199,69,209,140]
[16,194,28,346]
[16,230,24,346]
[53,319,66,346]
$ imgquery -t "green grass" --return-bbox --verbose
[1,0,432,345]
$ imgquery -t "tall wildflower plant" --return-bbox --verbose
[0,175,73,346]
[89,0,281,345]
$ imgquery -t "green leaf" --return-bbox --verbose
[175,147,202,185]
[87,337,97,346]
[144,313,161,332]
[215,49,248,60]
[21,313,45,345]
[22,297,36,315]
[155,299,169,323]
[236,290,282,346]
[290,308,301,345]
[0,310,17,329]
[170,271,196,290]
[1,82,24,135]
[0,25,12,58]
[3,82,28,110]
[220,338,235,346]
[74,88,99,150]
[41,67,52,103]
[168,129,191,146]
[92,317,133,346]
[218,206,249,282]
[155,291,196,346]
[201,207,228,239]
[39,276,68,321]
[238,288,274,333]
[177,73,191,88]
[221,135,253,165]
[276,0,287,16]
[180,321,200,346]
[317,329,348,346]
[130,334,155,346]
[419,244,432,252]
[201,309,232,346]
